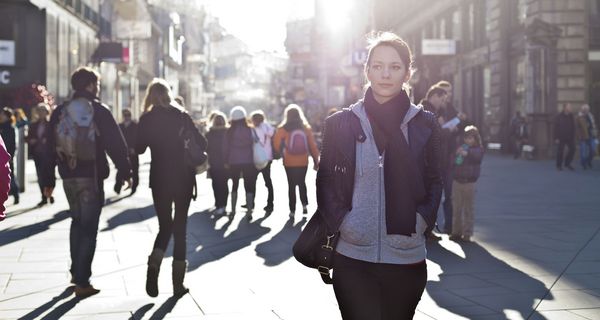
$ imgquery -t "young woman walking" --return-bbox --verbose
[206,111,229,215]
[317,32,442,319]
[26,103,54,206]
[224,106,258,215]
[273,104,319,217]
[250,110,275,212]
[450,126,484,242]
[136,78,206,297]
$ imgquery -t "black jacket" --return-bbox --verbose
[316,107,443,233]
[554,112,575,142]
[44,91,132,188]
[27,121,51,159]
[206,127,227,169]
[136,104,206,194]
[0,122,15,157]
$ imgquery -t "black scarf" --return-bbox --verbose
[364,88,425,236]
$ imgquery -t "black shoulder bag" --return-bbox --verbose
[179,113,208,200]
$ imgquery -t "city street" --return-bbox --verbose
[0,153,599,320]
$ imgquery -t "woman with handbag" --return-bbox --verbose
[136,78,207,298]
[224,106,258,216]
[250,110,275,212]
[273,104,320,217]
[26,103,55,206]
[316,32,442,319]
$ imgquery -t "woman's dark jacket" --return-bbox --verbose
[453,146,484,183]
[0,122,16,157]
[136,105,206,194]
[206,127,227,169]
[26,121,51,159]
[316,106,443,233]
[223,122,253,165]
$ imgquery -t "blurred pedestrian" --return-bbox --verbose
[14,108,29,129]
[136,78,205,297]
[317,32,442,319]
[206,111,229,215]
[250,110,275,212]
[510,111,529,159]
[43,67,132,298]
[0,107,19,204]
[450,126,484,242]
[115,109,139,194]
[224,106,257,216]
[0,135,10,221]
[575,104,597,169]
[273,104,319,217]
[554,103,576,171]
[26,103,54,206]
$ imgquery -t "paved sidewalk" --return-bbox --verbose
[0,154,599,319]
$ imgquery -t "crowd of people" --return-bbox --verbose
[0,30,596,319]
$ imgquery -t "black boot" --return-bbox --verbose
[172,260,189,297]
[146,248,164,297]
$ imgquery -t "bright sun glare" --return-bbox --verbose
[205,0,315,53]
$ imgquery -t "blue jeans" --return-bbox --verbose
[63,178,102,287]
[580,139,596,167]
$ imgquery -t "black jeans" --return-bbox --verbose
[151,188,192,261]
[258,161,273,206]
[333,254,427,320]
[8,159,18,198]
[229,163,258,194]
[556,140,575,168]
[33,156,46,200]
[284,166,308,212]
[209,167,229,208]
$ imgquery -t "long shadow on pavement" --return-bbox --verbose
[101,204,155,231]
[255,216,307,266]
[129,303,154,320]
[186,210,271,272]
[426,240,552,320]
[0,210,70,247]
[17,286,75,320]
[147,296,182,320]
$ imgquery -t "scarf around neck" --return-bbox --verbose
[363,88,425,236]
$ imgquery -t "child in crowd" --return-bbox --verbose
[450,125,484,242]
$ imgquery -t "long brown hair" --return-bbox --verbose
[279,104,310,129]
[143,78,173,112]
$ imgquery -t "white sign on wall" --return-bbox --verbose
[422,39,456,56]
[0,40,15,66]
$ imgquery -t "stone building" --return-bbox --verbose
[374,0,594,157]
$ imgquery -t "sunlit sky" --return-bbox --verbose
[204,0,315,53]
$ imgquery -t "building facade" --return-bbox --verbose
[375,0,594,158]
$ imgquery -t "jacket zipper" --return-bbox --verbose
[378,154,383,262]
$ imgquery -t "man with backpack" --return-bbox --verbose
[42,67,132,298]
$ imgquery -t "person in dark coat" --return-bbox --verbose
[26,103,54,206]
[115,109,139,194]
[554,103,576,170]
[510,111,529,159]
[318,32,442,319]
[43,67,132,298]
[0,107,19,204]
[136,78,206,298]
[223,106,257,216]
[206,111,229,215]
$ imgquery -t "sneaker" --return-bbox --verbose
[74,285,100,298]
[302,205,308,214]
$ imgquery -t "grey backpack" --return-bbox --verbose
[55,98,97,169]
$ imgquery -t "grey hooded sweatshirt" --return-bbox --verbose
[336,101,429,264]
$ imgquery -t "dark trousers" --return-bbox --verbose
[209,167,229,208]
[556,140,575,168]
[229,163,258,194]
[33,156,45,200]
[258,161,273,206]
[151,188,192,261]
[63,178,102,287]
[442,166,454,233]
[284,166,308,212]
[8,159,18,198]
[333,254,427,320]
